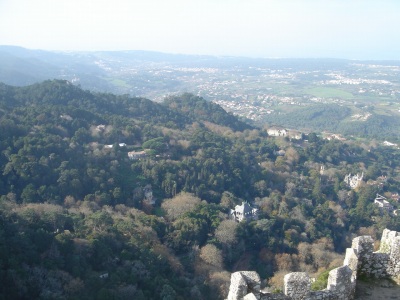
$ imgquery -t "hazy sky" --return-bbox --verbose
[1,0,399,59]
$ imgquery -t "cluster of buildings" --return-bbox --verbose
[320,73,392,85]
[267,127,303,140]
[213,98,273,121]
[343,173,399,215]
[322,133,346,141]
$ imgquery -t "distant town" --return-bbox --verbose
[1,47,400,140]
[89,56,400,130]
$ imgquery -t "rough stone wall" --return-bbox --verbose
[354,229,400,279]
[228,258,357,300]
[227,229,400,300]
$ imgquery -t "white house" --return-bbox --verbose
[374,194,394,212]
[344,173,363,189]
[267,128,288,137]
[230,202,258,222]
[128,150,147,160]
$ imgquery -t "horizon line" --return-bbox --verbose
[1,44,400,62]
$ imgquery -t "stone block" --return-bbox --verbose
[228,272,248,300]
[284,272,310,300]
[352,235,374,256]
[241,271,261,288]
[343,248,358,277]
[227,271,261,300]
[327,266,352,290]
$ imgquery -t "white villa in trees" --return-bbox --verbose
[230,202,258,222]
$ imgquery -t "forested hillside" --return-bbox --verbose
[263,104,400,140]
[0,80,399,299]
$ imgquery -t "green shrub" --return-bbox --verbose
[311,268,332,291]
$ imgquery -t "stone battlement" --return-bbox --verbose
[227,229,400,300]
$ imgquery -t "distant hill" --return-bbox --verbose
[163,93,253,131]
[0,50,59,85]
[0,46,113,91]
[0,80,250,132]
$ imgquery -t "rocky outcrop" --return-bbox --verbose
[227,229,400,300]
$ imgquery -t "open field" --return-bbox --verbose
[304,87,354,99]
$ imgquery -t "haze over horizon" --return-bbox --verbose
[1,0,400,60]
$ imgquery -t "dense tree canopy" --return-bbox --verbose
[0,80,399,299]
